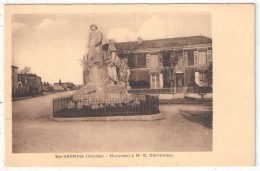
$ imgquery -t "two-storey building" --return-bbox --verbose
[116,36,212,93]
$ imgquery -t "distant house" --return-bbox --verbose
[116,36,212,93]
[53,80,78,91]
[53,83,65,91]
[41,82,54,92]
[64,82,78,90]
[18,73,41,87]
[18,73,42,94]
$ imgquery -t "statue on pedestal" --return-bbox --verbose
[117,57,130,89]
[104,39,119,85]
[87,24,103,66]
[73,24,130,102]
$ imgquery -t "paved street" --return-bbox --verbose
[12,91,212,153]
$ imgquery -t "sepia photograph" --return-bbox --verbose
[4,4,255,167]
[11,11,212,153]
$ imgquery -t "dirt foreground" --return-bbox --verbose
[12,91,212,153]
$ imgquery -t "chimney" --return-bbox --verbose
[137,37,143,44]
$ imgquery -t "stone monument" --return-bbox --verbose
[72,24,131,107]
[53,24,160,118]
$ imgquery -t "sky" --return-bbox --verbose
[12,13,211,85]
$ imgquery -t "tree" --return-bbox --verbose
[164,48,183,87]
[196,62,213,98]
[205,62,213,87]
[20,66,31,74]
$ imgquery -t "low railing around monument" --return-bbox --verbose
[128,87,212,94]
[128,88,175,94]
[53,95,160,118]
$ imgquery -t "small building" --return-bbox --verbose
[41,82,54,92]
[116,36,212,93]
[53,83,65,91]
[17,73,42,95]
[53,80,78,91]
[11,66,18,92]
[64,82,78,90]
[18,74,42,87]
[12,66,43,97]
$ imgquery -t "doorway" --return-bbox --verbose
[175,73,184,93]
[176,73,184,87]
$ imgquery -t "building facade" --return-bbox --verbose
[18,74,42,87]
[12,66,43,97]
[116,36,212,93]
[17,73,42,95]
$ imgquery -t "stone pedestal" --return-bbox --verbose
[72,84,130,102]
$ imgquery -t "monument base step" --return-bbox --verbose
[51,113,163,121]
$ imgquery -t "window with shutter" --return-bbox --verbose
[183,52,188,66]
[151,54,158,68]
[146,54,161,68]
[146,54,150,68]
[207,50,212,64]
[194,51,198,65]
[178,57,183,65]
[188,53,194,66]
[150,74,160,88]
[198,52,207,65]
[159,54,163,67]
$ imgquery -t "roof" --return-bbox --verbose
[115,36,212,52]
[64,82,75,84]
[18,73,41,78]
[53,82,75,85]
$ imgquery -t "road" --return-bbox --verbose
[12,91,212,153]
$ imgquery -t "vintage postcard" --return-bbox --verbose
[4,4,255,166]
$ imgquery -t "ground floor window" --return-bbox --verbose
[151,74,159,88]
[150,73,163,88]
